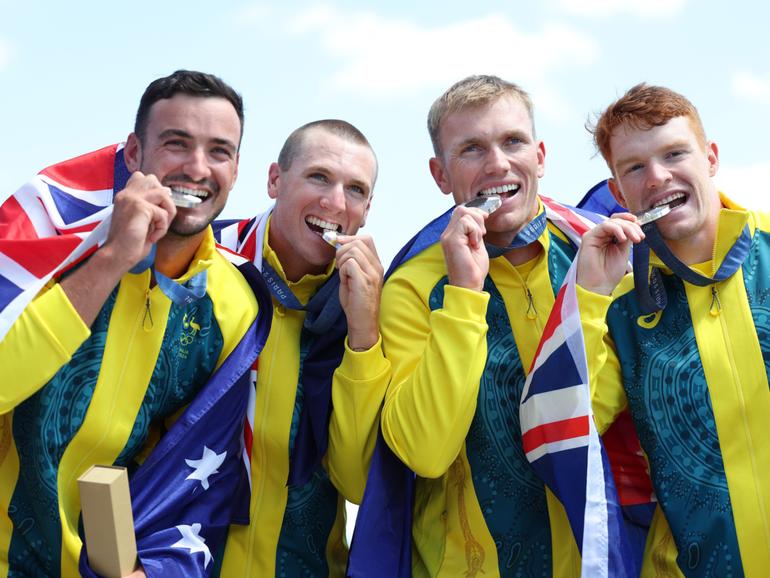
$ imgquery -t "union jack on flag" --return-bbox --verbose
[350,195,644,578]
[1,144,272,577]
[520,191,641,578]
[0,144,125,340]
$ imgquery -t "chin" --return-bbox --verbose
[169,220,211,237]
[489,213,527,235]
[306,243,336,267]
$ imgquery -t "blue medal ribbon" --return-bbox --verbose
[484,208,547,257]
[349,207,549,578]
[259,260,342,334]
[633,222,751,314]
[259,259,347,486]
[155,269,208,305]
[389,205,548,271]
[129,244,208,306]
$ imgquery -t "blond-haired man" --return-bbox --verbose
[360,75,583,578]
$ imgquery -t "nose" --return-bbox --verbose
[183,147,212,181]
[320,182,346,213]
[645,160,672,190]
[484,145,509,175]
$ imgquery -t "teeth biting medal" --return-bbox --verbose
[634,203,672,225]
[464,195,502,214]
[169,188,203,208]
[322,230,340,248]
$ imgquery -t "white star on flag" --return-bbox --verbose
[185,446,227,490]
[171,523,212,568]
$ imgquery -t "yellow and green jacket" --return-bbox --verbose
[0,228,259,577]
[380,209,582,578]
[217,222,390,578]
[580,196,770,577]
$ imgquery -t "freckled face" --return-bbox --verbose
[609,116,721,249]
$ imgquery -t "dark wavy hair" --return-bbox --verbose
[134,69,244,146]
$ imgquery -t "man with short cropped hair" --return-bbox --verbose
[215,119,390,577]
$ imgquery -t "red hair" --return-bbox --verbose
[589,83,706,168]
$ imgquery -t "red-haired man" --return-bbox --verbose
[577,83,770,577]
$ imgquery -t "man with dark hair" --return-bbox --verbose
[134,69,245,144]
[0,70,268,577]
[214,119,389,577]
[576,83,770,576]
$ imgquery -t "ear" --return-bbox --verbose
[536,140,546,178]
[124,133,142,173]
[707,141,719,177]
[429,156,452,196]
[233,152,240,185]
[267,162,281,200]
[607,178,628,209]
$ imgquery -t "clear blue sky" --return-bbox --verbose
[2,0,769,263]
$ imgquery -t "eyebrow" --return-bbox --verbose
[452,136,482,150]
[614,154,643,170]
[158,129,237,152]
[305,164,371,195]
[615,139,693,169]
[453,129,530,151]
[502,129,531,142]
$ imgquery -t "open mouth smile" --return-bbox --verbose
[306,215,342,237]
[477,183,520,199]
[652,192,687,211]
[170,186,209,208]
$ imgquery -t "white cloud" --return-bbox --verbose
[716,162,770,210]
[229,2,274,29]
[551,0,687,18]
[731,70,770,105]
[287,6,599,119]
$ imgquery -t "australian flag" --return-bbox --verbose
[80,291,270,577]
[519,261,638,577]
[0,144,122,340]
[0,144,272,577]
[520,182,654,577]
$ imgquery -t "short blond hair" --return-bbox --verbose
[427,75,535,157]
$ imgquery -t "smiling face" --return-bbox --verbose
[429,95,545,247]
[124,94,241,239]
[267,127,376,281]
[608,116,721,260]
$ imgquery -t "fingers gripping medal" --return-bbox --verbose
[611,203,673,244]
